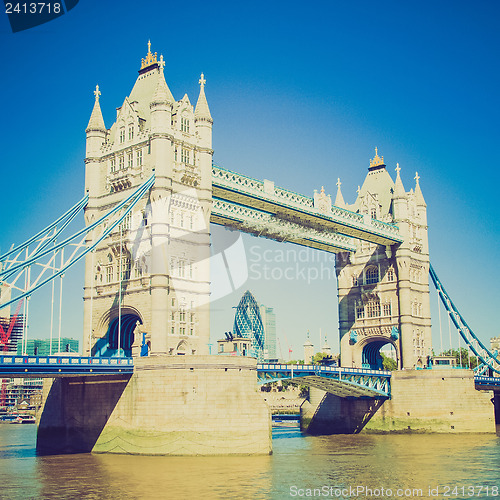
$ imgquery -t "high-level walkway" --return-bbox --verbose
[211,164,403,253]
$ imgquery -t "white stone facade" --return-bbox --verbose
[335,151,432,369]
[83,44,213,357]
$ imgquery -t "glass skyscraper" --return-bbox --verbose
[233,291,265,359]
[233,290,277,361]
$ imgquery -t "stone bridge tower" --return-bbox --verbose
[335,149,431,369]
[83,42,213,357]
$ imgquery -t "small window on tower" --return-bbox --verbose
[119,155,124,170]
[119,127,125,143]
[387,267,395,282]
[180,117,190,133]
[128,126,134,141]
[371,208,377,219]
[110,158,116,173]
[383,302,392,316]
[128,152,133,168]
[137,149,143,167]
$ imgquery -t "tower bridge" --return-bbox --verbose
[1,42,499,454]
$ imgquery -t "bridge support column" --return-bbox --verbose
[494,391,500,436]
[300,387,384,435]
[37,356,271,455]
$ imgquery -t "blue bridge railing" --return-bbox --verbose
[0,355,134,377]
[257,363,392,398]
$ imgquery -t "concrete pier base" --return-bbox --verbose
[300,388,384,434]
[37,356,271,455]
[300,370,496,435]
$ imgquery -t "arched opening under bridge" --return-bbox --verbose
[94,313,142,357]
[362,339,398,370]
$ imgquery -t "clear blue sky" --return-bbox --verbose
[1,0,498,358]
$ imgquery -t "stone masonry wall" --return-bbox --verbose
[37,356,271,455]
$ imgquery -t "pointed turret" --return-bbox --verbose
[334,178,346,208]
[392,163,408,222]
[195,73,213,150]
[194,73,212,122]
[303,332,314,364]
[151,55,174,104]
[86,85,106,157]
[321,336,331,354]
[414,172,426,206]
[86,85,106,133]
[150,54,173,134]
[394,163,406,198]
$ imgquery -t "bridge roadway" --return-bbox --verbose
[0,355,134,377]
[257,363,392,399]
[1,356,497,396]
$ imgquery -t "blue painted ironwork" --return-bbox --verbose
[233,291,265,359]
[476,350,498,375]
[0,194,89,280]
[0,355,134,377]
[257,363,391,399]
[430,264,500,375]
[474,376,500,390]
[211,197,357,253]
[211,163,403,247]
[0,174,155,310]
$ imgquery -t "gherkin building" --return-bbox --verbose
[233,290,265,359]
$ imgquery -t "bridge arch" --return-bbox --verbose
[93,306,144,357]
[360,337,398,370]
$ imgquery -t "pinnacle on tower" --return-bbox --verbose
[414,171,426,206]
[394,163,406,197]
[194,73,213,122]
[334,178,346,208]
[369,147,386,171]
[141,39,158,70]
[151,54,174,104]
[86,85,106,133]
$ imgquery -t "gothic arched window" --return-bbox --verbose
[365,266,379,285]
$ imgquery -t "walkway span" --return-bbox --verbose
[211,164,403,253]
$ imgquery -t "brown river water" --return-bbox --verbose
[0,425,498,499]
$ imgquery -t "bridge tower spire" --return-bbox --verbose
[195,72,213,149]
[85,85,106,159]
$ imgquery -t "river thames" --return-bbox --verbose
[0,425,498,499]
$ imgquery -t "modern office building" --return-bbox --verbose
[16,338,79,356]
[259,304,277,362]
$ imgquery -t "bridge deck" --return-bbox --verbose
[257,364,392,399]
[0,355,134,377]
[474,375,500,391]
